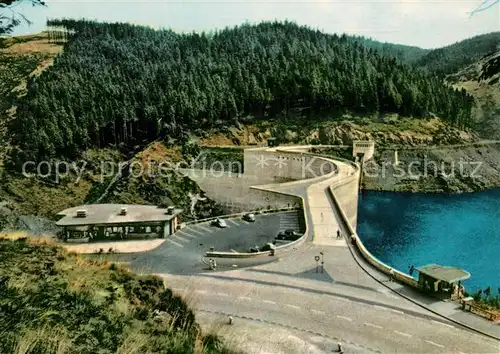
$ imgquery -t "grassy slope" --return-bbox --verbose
[0,233,237,354]
[0,32,63,165]
[0,33,66,219]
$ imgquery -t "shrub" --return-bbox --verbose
[473,291,482,302]
[133,306,150,321]
[260,243,273,251]
[0,237,235,353]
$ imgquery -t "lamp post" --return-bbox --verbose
[320,252,324,273]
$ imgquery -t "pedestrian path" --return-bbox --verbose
[306,177,348,247]
[62,239,165,253]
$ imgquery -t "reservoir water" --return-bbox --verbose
[357,190,500,293]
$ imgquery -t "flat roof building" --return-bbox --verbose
[416,264,471,300]
[417,264,471,283]
[56,204,182,242]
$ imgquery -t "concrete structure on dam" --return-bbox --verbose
[183,145,347,216]
[184,144,360,235]
[184,170,301,213]
[352,140,375,162]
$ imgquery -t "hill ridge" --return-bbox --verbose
[4,19,475,164]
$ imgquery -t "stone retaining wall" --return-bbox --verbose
[184,171,300,212]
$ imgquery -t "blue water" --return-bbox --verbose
[357,190,500,293]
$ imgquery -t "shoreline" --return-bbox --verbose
[356,187,500,298]
[359,143,500,194]
[361,182,500,194]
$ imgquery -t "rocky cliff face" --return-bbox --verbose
[362,144,500,193]
[0,202,57,235]
[310,120,478,147]
[198,108,481,148]
[446,50,500,139]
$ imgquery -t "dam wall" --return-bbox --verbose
[184,171,299,212]
[243,148,336,181]
[184,146,335,212]
[330,166,360,231]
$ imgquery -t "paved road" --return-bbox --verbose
[190,148,498,352]
[124,146,500,353]
[160,245,500,353]
[105,211,304,274]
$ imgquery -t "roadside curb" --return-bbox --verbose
[205,195,309,259]
[61,238,166,254]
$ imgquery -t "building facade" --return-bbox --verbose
[55,204,182,242]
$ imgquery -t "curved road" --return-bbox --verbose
[160,243,499,353]
[143,146,499,353]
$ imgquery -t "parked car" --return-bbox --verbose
[260,243,275,251]
[275,229,300,241]
[211,218,227,228]
[243,213,256,222]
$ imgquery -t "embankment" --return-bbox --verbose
[0,234,236,353]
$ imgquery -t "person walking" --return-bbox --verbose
[409,265,415,276]
[336,229,341,239]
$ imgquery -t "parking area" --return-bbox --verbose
[175,210,304,253]
[105,210,305,275]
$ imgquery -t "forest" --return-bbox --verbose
[356,32,500,76]
[9,20,480,165]
[350,36,430,65]
[414,32,500,77]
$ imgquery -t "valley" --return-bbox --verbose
[1,26,499,233]
[1,15,499,354]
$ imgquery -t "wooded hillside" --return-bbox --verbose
[415,32,500,76]
[9,20,476,164]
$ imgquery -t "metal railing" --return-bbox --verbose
[462,300,500,322]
